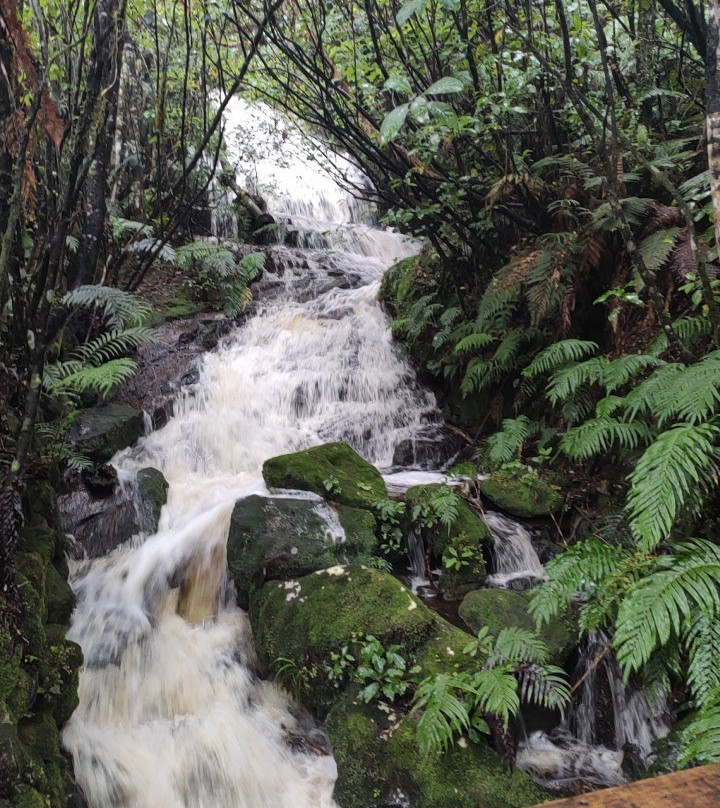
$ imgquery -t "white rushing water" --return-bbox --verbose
[483,511,545,589]
[62,104,440,808]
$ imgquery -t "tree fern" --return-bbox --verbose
[626,423,719,550]
[614,539,720,675]
[523,339,598,377]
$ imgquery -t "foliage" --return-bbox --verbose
[373,498,406,555]
[413,626,570,755]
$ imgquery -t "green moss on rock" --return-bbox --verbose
[459,589,577,666]
[228,496,376,609]
[251,566,435,709]
[40,627,82,727]
[415,617,478,678]
[263,442,386,509]
[335,505,378,556]
[136,467,169,535]
[44,566,75,626]
[387,715,548,808]
[480,466,564,518]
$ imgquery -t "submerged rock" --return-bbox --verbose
[227,496,377,609]
[69,403,143,462]
[480,466,564,518]
[263,441,387,508]
[459,588,577,667]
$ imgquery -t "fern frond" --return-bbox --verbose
[489,628,549,666]
[614,538,720,675]
[652,352,720,425]
[626,423,720,549]
[45,358,138,397]
[683,608,720,709]
[603,355,666,393]
[517,663,571,711]
[547,357,607,404]
[413,674,472,755]
[467,666,519,727]
[620,363,688,420]
[486,416,537,465]
[523,339,598,377]
[636,227,681,271]
[63,285,152,329]
[453,332,494,354]
[560,418,653,460]
[678,704,720,765]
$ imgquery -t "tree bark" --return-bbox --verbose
[707,0,720,261]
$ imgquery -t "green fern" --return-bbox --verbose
[678,704,720,765]
[614,539,720,675]
[486,416,537,465]
[413,673,473,755]
[546,357,607,404]
[683,608,720,709]
[636,227,681,271]
[560,417,653,460]
[63,285,152,329]
[626,422,719,550]
[603,354,666,393]
[523,339,598,377]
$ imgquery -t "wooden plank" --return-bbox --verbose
[536,764,720,808]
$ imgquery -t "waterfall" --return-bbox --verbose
[483,511,545,590]
[517,629,670,791]
[62,103,446,808]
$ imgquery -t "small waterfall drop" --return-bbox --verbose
[517,629,670,792]
[483,511,545,589]
[63,103,443,808]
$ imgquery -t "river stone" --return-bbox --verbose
[69,403,143,462]
[459,589,577,667]
[227,496,375,609]
[251,566,435,710]
[326,689,547,808]
[480,466,563,518]
[263,442,386,509]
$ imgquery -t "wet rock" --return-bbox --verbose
[392,429,463,470]
[263,442,387,509]
[480,465,564,518]
[81,463,118,498]
[459,589,577,667]
[227,496,377,609]
[44,565,75,625]
[177,324,199,344]
[251,566,435,712]
[197,318,231,350]
[69,403,143,463]
[136,467,169,534]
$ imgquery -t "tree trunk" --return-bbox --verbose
[707,0,720,261]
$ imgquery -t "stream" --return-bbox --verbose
[61,103,668,807]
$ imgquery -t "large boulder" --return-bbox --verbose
[69,403,143,462]
[227,496,377,608]
[263,442,386,509]
[135,467,169,534]
[251,566,435,710]
[404,485,490,600]
[326,690,547,808]
[459,589,577,667]
[480,466,563,518]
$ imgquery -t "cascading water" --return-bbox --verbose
[62,104,445,808]
[483,511,545,590]
[516,629,670,791]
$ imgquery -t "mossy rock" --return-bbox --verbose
[387,715,548,808]
[480,466,563,518]
[12,786,46,808]
[0,721,20,796]
[21,482,60,530]
[44,566,75,626]
[0,627,32,723]
[17,712,65,806]
[415,617,478,678]
[251,566,435,710]
[404,485,489,600]
[263,442,386,509]
[326,690,547,808]
[459,589,577,667]
[325,688,402,808]
[136,467,169,535]
[16,526,63,567]
[39,626,82,727]
[15,555,46,626]
[69,403,143,462]
[227,496,376,609]
[335,505,378,555]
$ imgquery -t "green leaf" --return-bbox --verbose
[425,77,464,96]
[396,0,428,25]
[384,75,412,94]
[380,104,409,144]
